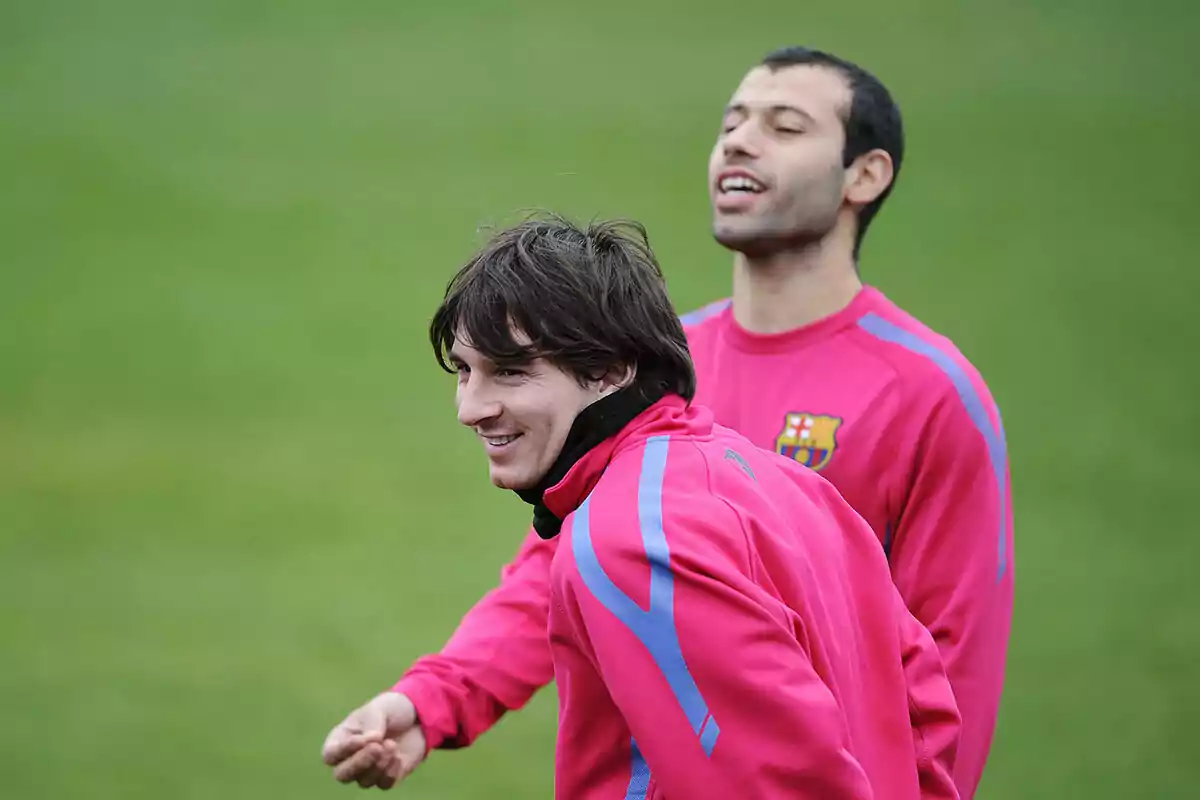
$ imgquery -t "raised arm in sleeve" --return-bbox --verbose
[392,528,557,750]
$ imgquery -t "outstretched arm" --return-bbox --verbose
[392,528,558,750]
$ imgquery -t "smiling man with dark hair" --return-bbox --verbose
[323,214,960,799]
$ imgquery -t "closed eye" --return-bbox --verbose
[720,110,746,135]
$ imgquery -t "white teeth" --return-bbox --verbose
[485,434,519,446]
[720,175,764,193]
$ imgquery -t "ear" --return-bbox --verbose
[844,148,894,208]
[597,363,637,397]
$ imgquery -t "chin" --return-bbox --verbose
[489,472,517,490]
[715,222,823,259]
[713,223,769,256]
[489,468,536,492]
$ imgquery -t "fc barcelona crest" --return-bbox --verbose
[776,412,842,472]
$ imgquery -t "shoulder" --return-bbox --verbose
[852,290,1003,429]
[577,434,754,578]
[679,297,731,329]
[679,297,731,344]
[850,291,1007,475]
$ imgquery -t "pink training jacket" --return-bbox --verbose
[548,395,958,798]
[394,286,1012,797]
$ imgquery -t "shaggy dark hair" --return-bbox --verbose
[430,214,695,399]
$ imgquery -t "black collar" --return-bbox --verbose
[515,376,667,539]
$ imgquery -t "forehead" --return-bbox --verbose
[449,332,477,353]
[728,65,851,124]
[448,324,533,363]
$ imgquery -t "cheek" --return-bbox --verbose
[707,144,724,182]
[542,388,597,443]
[517,395,567,439]
[452,385,465,420]
[786,158,842,204]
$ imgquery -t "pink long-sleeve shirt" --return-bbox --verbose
[542,395,959,799]
[394,285,1013,797]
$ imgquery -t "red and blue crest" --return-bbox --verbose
[775,412,843,472]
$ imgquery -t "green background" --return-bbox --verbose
[3,1,1197,797]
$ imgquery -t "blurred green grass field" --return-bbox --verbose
[3,1,1198,797]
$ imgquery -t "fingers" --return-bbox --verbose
[354,745,394,790]
[322,709,387,767]
[375,758,401,791]
[323,699,425,790]
[345,741,408,791]
[323,730,383,767]
[372,739,418,791]
[345,739,417,791]
[333,742,387,784]
[386,739,419,789]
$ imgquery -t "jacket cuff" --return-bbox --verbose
[390,674,459,753]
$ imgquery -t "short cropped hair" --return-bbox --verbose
[430,214,696,400]
[761,46,905,258]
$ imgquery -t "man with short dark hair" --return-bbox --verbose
[326,215,960,799]
[323,45,1012,798]
[698,48,1012,797]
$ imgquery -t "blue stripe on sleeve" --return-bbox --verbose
[572,434,720,779]
[679,298,731,327]
[856,313,1010,581]
[699,714,720,757]
[625,738,651,800]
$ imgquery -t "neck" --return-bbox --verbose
[515,375,668,539]
[730,230,862,335]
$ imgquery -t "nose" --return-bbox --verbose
[456,374,502,429]
[721,118,761,160]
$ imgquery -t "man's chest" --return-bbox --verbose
[692,346,903,540]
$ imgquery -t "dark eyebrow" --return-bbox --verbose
[447,348,536,371]
[772,104,817,125]
[493,353,536,370]
[724,102,817,126]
